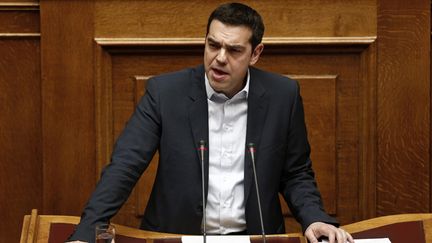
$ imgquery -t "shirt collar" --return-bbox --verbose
[205,69,250,101]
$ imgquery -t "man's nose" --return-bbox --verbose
[216,48,227,64]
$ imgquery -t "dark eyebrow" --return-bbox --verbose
[207,37,246,51]
[227,45,245,51]
[207,37,220,45]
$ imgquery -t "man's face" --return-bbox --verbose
[204,20,263,98]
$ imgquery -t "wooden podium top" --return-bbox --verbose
[47,222,302,243]
[20,209,432,243]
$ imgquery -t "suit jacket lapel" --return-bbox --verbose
[244,69,269,205]
[188,65,209,196]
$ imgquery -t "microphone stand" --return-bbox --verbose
[248,143,266,243]
[199,140,207,243]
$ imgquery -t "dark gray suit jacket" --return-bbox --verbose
[68,65,337,242]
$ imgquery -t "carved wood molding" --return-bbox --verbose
[0,33,40,38]
[0,2,39,11]
[0,2,40,38]
[358,41,377,219]
[94,36,376,46]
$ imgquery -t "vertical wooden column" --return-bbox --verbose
[40,0,96,214]
[377,0,431,214]
[0,2,42,242]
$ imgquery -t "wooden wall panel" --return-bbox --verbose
[377,0,430,214]
[40,0,96,215]
[94,0,376,38]
[0,2,41,243]
[0,10,39,33]
[358,41,378,220]
[0,38,41,243]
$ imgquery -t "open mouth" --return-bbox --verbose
[211,67,229,81]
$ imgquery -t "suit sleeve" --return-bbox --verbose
[67,78,161,243]
[279,82,339,232]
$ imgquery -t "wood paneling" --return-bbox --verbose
[40,0,96,215]
[0,11,39,33]
[359,40,378,220]
[377,0,431,214]
[0,1,39,35]
[0,38,41,243]
[94,0,376,38]
[0,2,41,243]
[0,2,41,242]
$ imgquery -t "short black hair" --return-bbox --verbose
[206,2,265,51]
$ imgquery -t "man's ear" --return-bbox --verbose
[249,43,264,65]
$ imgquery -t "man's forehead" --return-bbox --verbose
[207,21,252,46]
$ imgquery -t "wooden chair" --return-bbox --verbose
[20,209,182,243]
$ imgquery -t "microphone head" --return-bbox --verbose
[198,140,207,151]
[247,143,256,153]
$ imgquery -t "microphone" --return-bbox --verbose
[198,140,207,243]
[247,143,266,243]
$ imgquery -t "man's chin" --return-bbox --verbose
[209,81,228,93]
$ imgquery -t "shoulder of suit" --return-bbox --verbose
[145,65,203,96]
[249,66,298,90]
[151,65,203,83]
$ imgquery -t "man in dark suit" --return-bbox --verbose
[68,3,354,243]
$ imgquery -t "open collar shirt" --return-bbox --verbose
[204,70,250,234]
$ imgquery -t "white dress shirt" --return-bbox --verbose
[204,71,249,234]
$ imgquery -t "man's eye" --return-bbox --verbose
[209,43,219,49]
[229,48,241,53]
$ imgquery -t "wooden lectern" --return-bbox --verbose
[20,209,432,243]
